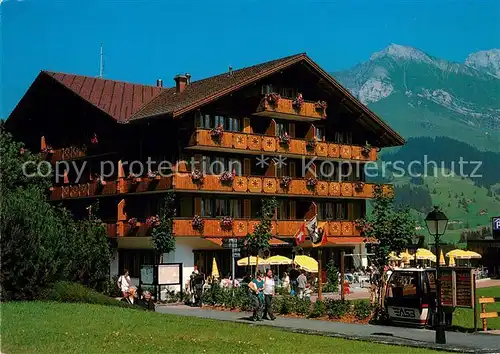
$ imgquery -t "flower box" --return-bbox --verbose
[306,178,318,187]
[278,132,290,146]
[90,133,99,145]
[220,216,234,231]
[127,173,142,183]
[361,142,372,157]
[354,181,365,192]
[41,145,54,154]
[280,176,292,188]
[219,171,235,185]
[147,170,160,179]
[314,100,328,112]
[128,218,138,228]
[292,94,304,110]
[210,125,224,141]
[146,215,161,228]
[192,215,204,232]
[306,138,317,152]
[191,169,205,184]
[265,92,281,107]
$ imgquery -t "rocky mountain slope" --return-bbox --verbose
[333,44,500,152]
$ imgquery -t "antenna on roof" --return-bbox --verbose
[99,43,104,78]
[228,65,233,76]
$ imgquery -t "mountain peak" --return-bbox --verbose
[465,49,500,78]
[370,43,432,63]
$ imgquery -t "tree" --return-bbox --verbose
[361,185,417,310]
[151,192,176,256]
[244,197,278,271]
[324,258,339,292]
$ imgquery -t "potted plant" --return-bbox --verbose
[191,169,205,184]
[147,170,159,179]
[355,218,373,234]
[361,141,372,157]
[265,92,281,107]
[306,138,317,152]
[292,93,304,110]
[314,100,328,112]
[219,171,235,185]
[280,176,292,188]
[41,144,54,154]
[96,174,106,186]
[210,124,224,141]
[127,172,142,183]
[306,177,318,189]
[191,215,204,232]
[354,181,365,192]
[220,216,234,231]
[278,132,290,146]
[128,217,138,228]
[146,215,161,228]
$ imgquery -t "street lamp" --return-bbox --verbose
[425,206,449,345]
[411,235,420,266]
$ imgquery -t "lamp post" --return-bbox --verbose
[411,235,419,267]
[425,206,449,345]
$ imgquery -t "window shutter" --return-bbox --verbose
[244,199,251,218]
[118,199,127,221]
[289,123,296,138]
[244,158,252,176]
[194,197,202,215]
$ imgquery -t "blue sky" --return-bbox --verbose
[1,0,499,117]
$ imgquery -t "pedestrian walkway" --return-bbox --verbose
[156,305,500,353]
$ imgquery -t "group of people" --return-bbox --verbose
[248,269,276,321]
[117,269,155,311]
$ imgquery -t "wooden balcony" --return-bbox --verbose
[50,180,118,200]
[112,218,361,238]
[173,174,387,199]
[42,145,116,164]
[255,97,326,121]
[188,129,377,161]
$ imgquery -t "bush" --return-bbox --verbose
[308,299,326,318]
[101,275,122,298]
[278,295,295,314]
[354,300,373,320]
[326,299,351,319]
[294,297,311,316]
[41,281,140,310]
[325,258,339,293]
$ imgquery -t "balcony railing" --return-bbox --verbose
[255,97,326,121]
[188,129,377,161]
[110,218,361,238]
[51,173,391,200]
[173,174,386,198]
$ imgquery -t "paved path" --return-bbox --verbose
[156,305,500,353]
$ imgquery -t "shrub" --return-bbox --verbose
[326,299,351,319]
[101,275,122,298]
[308,299,326,318]
[325,258,339,293]
[354,300,373,320]
[41,281,140,310]
[277,295,295,314]
[294,297,311,316]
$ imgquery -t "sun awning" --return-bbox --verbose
[327,236,367,244]
[269,237,289,246]
[204,238,224,246]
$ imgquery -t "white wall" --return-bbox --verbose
[360,243,368,268]
[110,249,119,279]
[161,238,195,296]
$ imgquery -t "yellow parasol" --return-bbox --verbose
[294,255,318,272]
[439,250,446,266]
[399,250,413,264]
[211,257,219,279]
[388,252,401,261]
[237,256,268,266]
[446,249,467,258]
[448,254,456,267]
[266,255,292,265]
[461,250,481,259]
[415,248,436,262]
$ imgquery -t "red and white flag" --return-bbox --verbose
[294,223,307,246]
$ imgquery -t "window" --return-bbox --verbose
[261,84,275,94]
[280,87,298,98]
[335,202,348,220]
[214,115,225,128]
[215,199,227,216]
[196,114,212,129]
[319,202,335,220]
[319,161,335,181]
[316,127,325,141]
[229,200,242,218]
[212,157,226,174]
[386,271,419,299]
[334,131,353,144]
[201,198,213,217]
[276,122,287,137]
[227,117,241,132]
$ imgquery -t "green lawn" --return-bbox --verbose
[453,286,500,330]
[2,301,444,354]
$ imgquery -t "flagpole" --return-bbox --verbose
[317,247,323,300]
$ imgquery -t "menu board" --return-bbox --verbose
[439,267,475,309]
[440,269,454,307]
[140,265,155,285]
[158,264,181,285]
[455,269,474,308]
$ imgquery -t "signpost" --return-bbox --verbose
[492,216,500,239]
[223,238,242,290]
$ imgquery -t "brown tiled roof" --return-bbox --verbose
[43,71,164,122]
[129,53,306,120]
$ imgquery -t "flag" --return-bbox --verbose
[305,215,327,247]
[294,223,306,246]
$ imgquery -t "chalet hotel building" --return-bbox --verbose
[7,53,404,288]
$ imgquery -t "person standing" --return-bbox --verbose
[297,269,307,299]
[282,272,290,293]
[263,269,276,320]
[289,264,300,295]
[249,272,265,321]
[117,269,131,298]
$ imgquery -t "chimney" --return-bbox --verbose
[156,79,163,88]
[185,73,191,85]
[174,74,188,93]
[228,66,233,76]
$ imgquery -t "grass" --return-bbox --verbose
[453,286,500,330]
[2,301,445,354]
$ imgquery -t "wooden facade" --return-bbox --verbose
[6,53,405,261]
